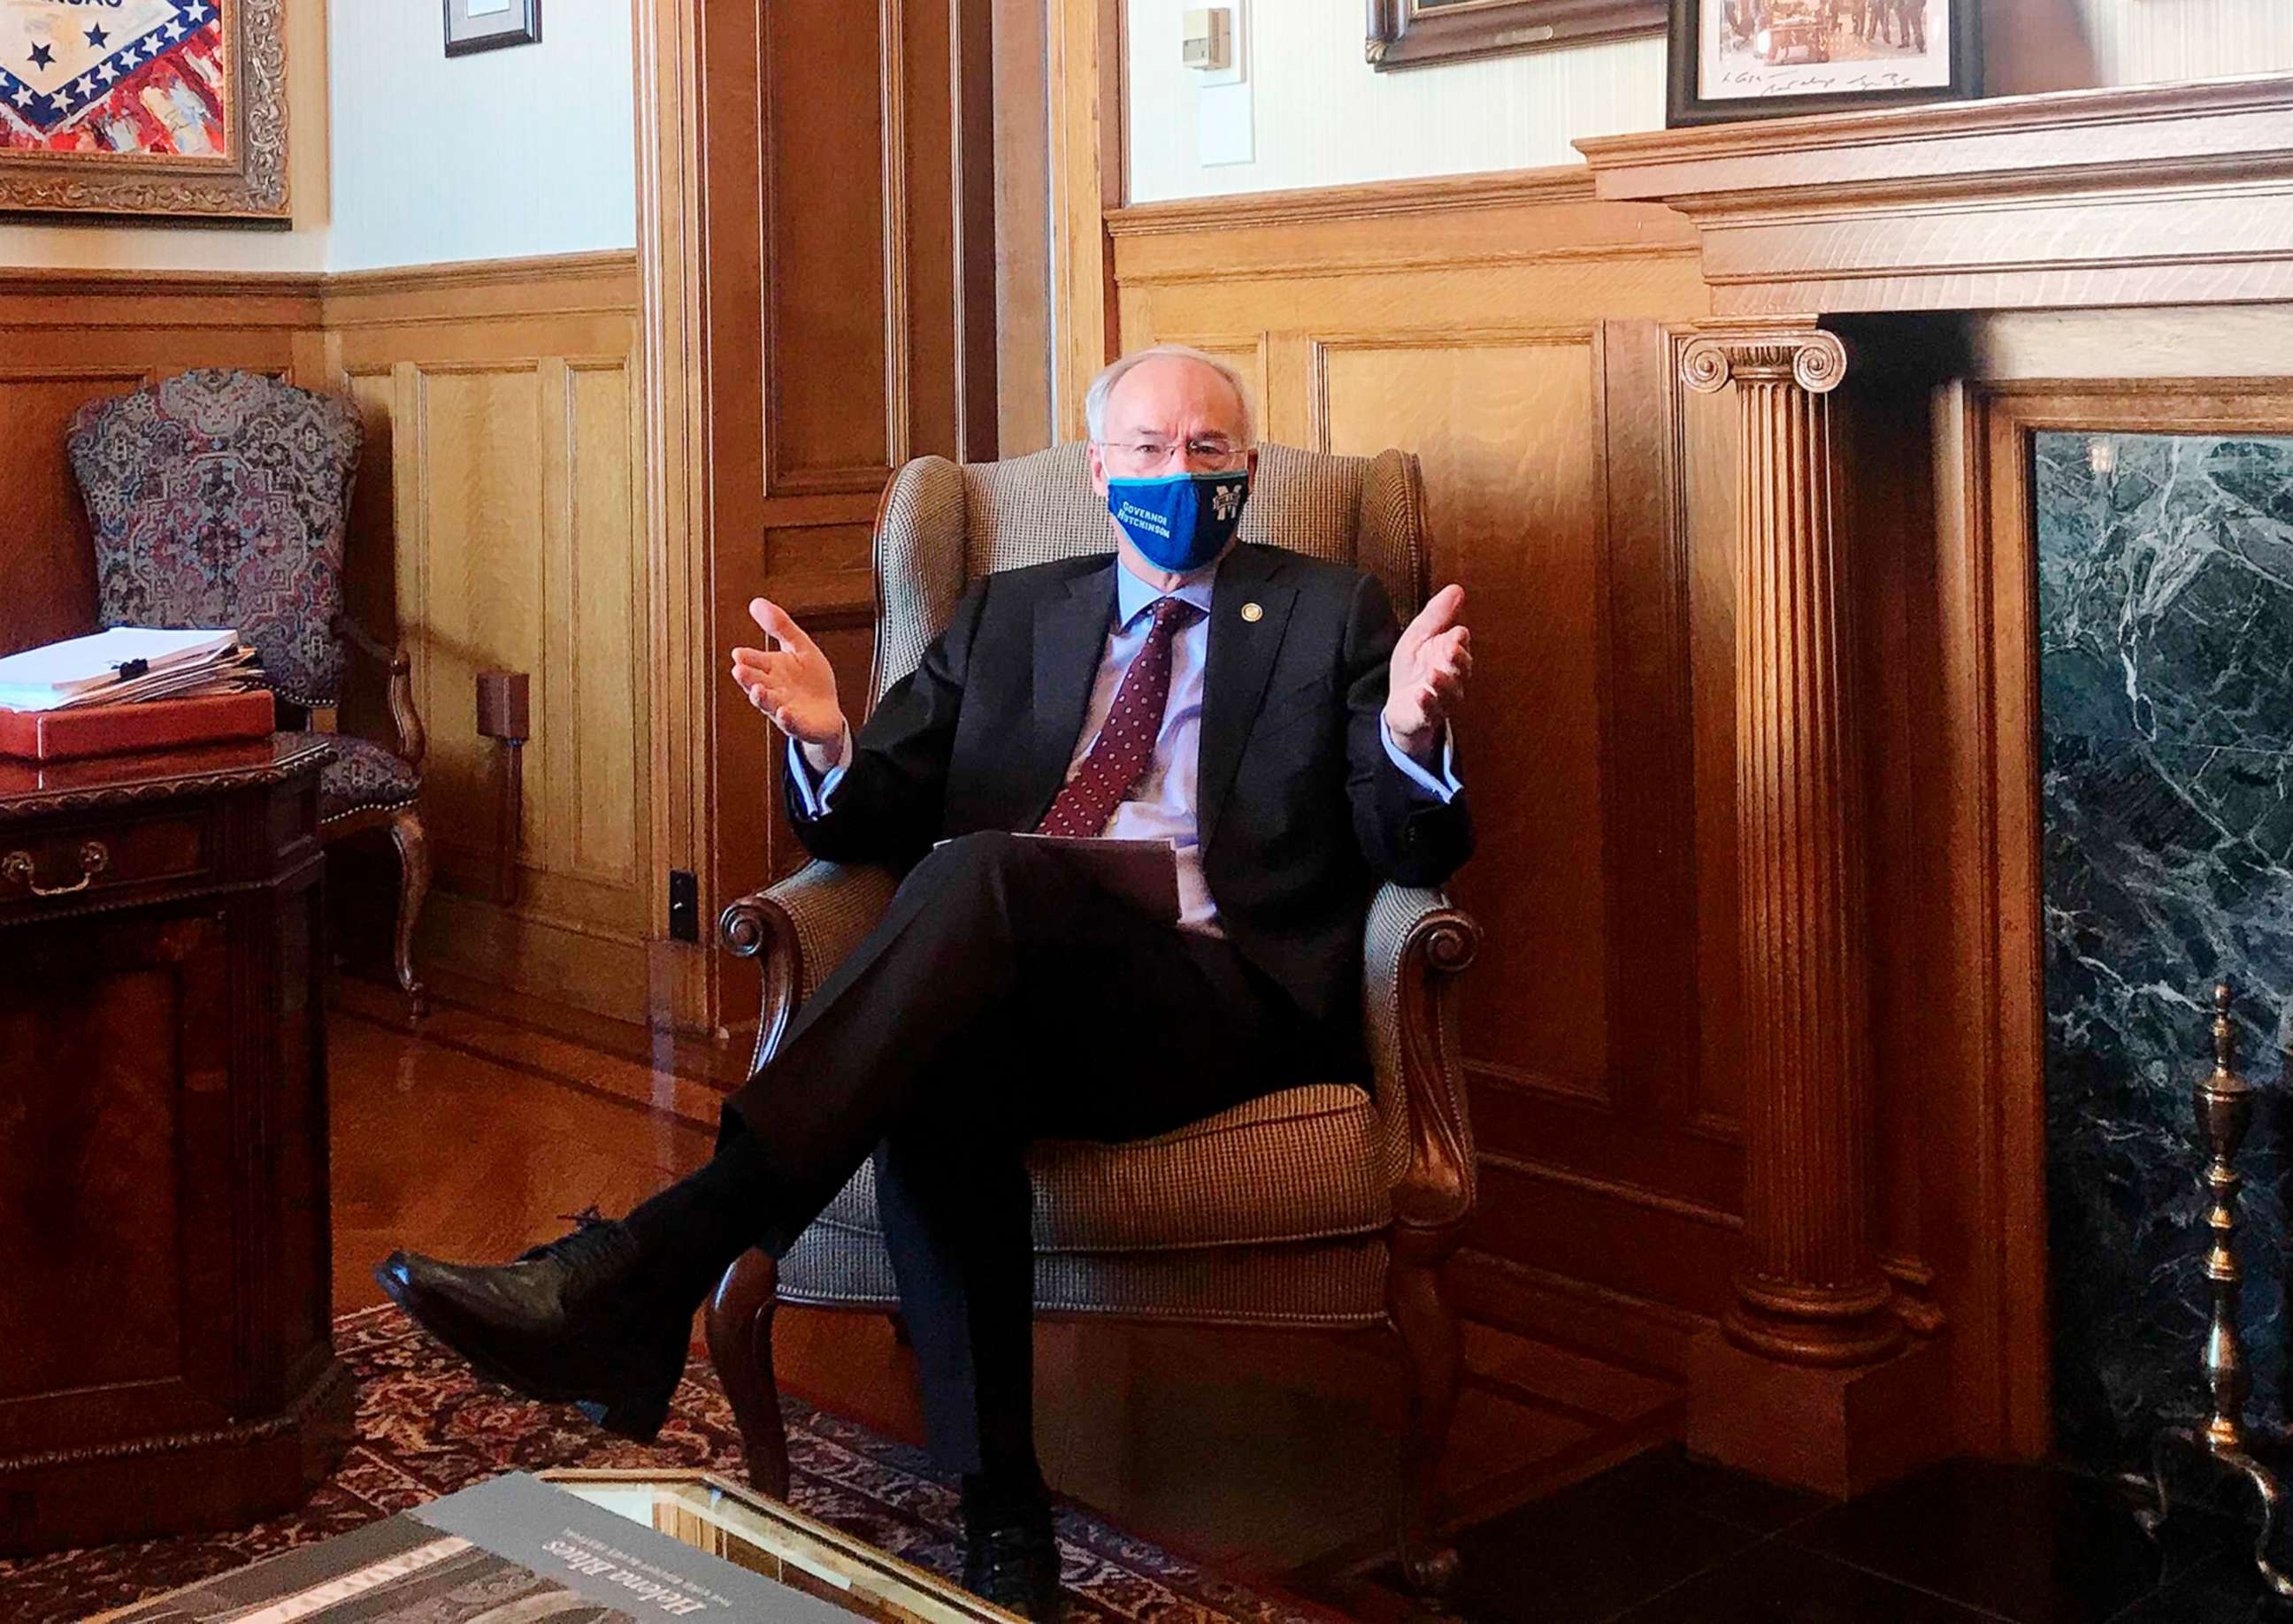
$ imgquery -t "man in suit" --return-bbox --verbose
[378,347,1474,1620]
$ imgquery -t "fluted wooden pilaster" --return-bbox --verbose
[1683,322,1901,1368]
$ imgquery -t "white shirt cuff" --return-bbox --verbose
[1379,716,1461,803]
[786,724,852,817]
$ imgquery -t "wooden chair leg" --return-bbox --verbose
[1388,1238,1462,1607]
[387,807,431,1021]
[707,1250,792,1500]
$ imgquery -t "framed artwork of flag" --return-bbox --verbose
[0,0,288,220]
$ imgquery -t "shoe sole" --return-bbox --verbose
[372,1260,673,1443]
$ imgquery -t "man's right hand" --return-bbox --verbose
[732,597,847,770]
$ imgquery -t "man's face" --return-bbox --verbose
[1087,356,1254,504]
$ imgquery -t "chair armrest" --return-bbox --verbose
[1362,883,1482,1232]
[719,859,901,1074]
[334,614,427,772]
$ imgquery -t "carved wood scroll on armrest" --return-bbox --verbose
[1361,883,1483,1232]
[334,613,426,771]
[719,859,901,1074]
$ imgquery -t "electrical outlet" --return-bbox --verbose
[668,869,700,943]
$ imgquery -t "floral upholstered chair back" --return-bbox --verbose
[68,369,364,710]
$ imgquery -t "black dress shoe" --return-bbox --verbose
[961,1509,1062,1621]
[374,1211,687,1440]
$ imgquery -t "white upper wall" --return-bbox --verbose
[1128,0,1663,203]
[1127,0,2293,203]
[2080,0,2293,84]
[326,0,637,271]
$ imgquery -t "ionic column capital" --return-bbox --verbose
[1681,322,1849,396]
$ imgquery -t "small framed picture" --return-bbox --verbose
[444,0,541,57]
[1667,0,1979,126]
[1367,0,1665,71]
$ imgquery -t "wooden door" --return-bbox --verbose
[694,0,1000,940]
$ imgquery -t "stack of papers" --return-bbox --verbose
[0,627,262,713]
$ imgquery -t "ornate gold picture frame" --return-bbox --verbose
[1367,0,1666,70]
[0,0,288,220]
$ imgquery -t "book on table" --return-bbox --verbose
[95,1472,855,1623]
[0,627,272,762]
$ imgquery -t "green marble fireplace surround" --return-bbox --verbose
[2037,429,2293,1468]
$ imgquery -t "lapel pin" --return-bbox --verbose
[1240,601,1263,623]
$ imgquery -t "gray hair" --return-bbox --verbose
[1083,345,1254,447]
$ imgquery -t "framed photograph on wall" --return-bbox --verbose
[445,0,541,58]
[1368,0,1666,71]
[1667,0,1980,125]
[0,0,288,219]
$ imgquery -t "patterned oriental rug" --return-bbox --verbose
[0,1305,1341,1624]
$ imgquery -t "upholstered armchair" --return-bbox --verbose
[705,441,1481,1601]
[68,369,432,1017]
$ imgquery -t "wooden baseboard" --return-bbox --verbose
[1451,1245,1713,1383]
[416,891,652,1025]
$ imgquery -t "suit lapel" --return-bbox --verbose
[1198,545,1297,854]
[1026,563,1117,823]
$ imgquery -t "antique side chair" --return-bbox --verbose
[706,440,1482,1601]
[68,368,433,1016]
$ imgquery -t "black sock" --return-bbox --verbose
[620,1128,778,1315]
[962,1466,1050,1532]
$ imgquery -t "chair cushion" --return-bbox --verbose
[821,1083,1392,1252]
[779,1220,1392,1327]
[318,734,420,824]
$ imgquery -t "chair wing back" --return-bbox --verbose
[868,440,1429,706]
[68,369,364,708]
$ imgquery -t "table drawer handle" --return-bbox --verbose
[2,841,111,898]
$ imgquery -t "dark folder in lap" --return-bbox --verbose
[1017,834,1182,923]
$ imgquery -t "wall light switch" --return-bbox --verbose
[1182,8,1232,72]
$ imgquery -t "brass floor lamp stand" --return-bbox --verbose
[2133,982,2292,1597]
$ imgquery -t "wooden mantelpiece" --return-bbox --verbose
[1574,74,2293,1494]
[1577,74,2293,314]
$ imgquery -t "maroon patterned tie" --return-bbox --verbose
[1035,596,1200,837]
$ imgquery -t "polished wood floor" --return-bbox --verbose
[328,977,1683,1605]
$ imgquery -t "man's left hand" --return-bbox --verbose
[1385,583,1471,765]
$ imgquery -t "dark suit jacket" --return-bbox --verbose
[786,541,1474,1046]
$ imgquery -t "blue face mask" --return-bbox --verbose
[1106,471,1249,573]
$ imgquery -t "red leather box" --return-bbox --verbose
[0,687,276,762]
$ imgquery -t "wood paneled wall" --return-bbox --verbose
[1111,170,1752,1368]
[318,253,651,1023]
[0,254,652,1023]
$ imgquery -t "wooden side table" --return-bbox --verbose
[0,735,352,1555]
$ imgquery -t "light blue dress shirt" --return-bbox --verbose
[790,556,1462,934]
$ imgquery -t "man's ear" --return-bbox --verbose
[1087,440,1109,498]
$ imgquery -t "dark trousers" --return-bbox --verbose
[722,831,1309,1478]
